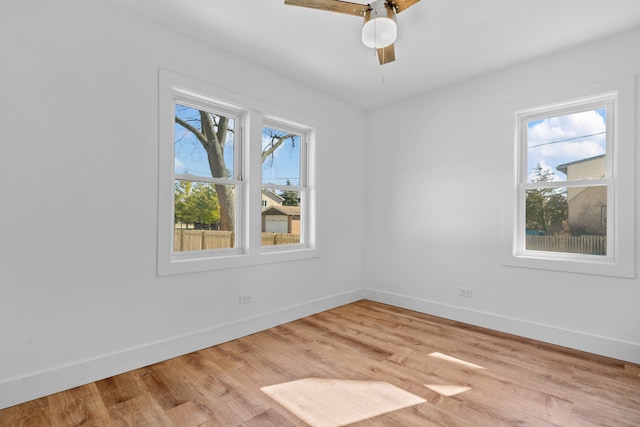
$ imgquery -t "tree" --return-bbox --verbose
[525,164,568,233]
[175,111,235,231]
[281,179,299,206]
[175,109,297,231]
[174,181,221,227]
[174,180,192,224]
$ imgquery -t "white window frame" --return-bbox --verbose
[502,76,635,278]
[172,94,245,258]
[261,118,310,251]
[158,69,318,275]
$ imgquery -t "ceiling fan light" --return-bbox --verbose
[362,2,397,48]
[362,17,397,48]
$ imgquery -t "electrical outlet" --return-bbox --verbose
[458,287,473,298]
[239,294,253,304]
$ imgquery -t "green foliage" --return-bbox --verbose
[175,180,221,225]
[525,164,568,233]
[281,179,299,206]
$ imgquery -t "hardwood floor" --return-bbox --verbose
[1,300,639,426]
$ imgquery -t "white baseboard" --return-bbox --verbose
[0,289,365,410]
[366,289,640,364]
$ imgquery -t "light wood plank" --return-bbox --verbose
[1,300,638,426]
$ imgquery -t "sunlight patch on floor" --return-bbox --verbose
[424,384,472,396]
[428,352,486,369]
[261,378,426,427]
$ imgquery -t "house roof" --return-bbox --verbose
[556,154,605,175]
[262,189,284,202]
[262,205,301,216]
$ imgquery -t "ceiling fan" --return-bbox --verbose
[284,0,421,65]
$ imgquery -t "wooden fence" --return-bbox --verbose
[174,230,234,251]
[261,233,300,246]
[174,229,300,251]
[174,230,604,255]
[525,235,606,255]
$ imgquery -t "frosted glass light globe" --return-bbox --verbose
[361,16,397,48]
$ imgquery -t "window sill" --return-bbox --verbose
[503,251,634,278]
[158,247,320,276]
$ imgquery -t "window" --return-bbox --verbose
[502,77,635,277]
[523,105,610,256]
[173,101,242,253]
[261,121,308,247]
[158,70,317,275]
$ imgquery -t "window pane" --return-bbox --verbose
[261,188,301,246]
[526,108,606,183]
[262,126,301,186]
[525,186,606,255]
[174,103,235,179]
[174,180,236,252]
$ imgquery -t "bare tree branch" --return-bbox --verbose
[262,133,296,163]
[175,116,207,146]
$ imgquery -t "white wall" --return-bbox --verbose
[365,28,640,363]
[0,1,366,409]
[2,0,638,412]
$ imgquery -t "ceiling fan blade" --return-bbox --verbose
[284,0,369,17]
[388,0,420,14]
[377,44,395,65]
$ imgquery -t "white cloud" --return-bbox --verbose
[527,109,606,176]
[538,138,605,160]
[528,110,605,145]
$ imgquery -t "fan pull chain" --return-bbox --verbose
[380,45,385,85]
[379,48,385,85]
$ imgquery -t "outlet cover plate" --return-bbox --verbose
[458,287,473,298]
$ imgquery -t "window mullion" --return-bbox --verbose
[247,111,264,254]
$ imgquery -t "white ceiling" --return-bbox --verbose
[113,0,640,110]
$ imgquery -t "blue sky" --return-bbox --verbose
[261,127,301,187]
[526,108,606,182]
[174,102,604,188]
[174,104,235,178]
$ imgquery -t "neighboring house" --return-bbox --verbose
[261,189,284,208]
[262,205,301,234]
[556,155,606,235]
